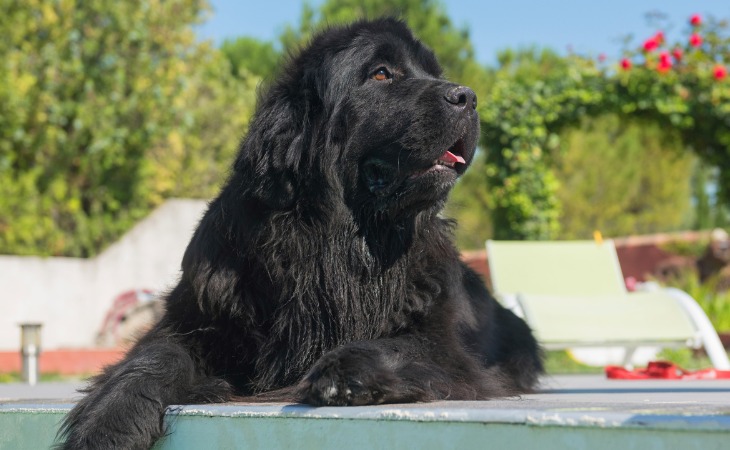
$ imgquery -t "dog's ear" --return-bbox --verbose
[234,68,322,210]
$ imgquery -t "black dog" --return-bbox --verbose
[60,18,542,449]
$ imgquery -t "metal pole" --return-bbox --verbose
[20,323,42,385]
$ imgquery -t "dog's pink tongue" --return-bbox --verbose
[441,150,465,164]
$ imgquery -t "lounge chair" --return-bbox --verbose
[486,240,730,369]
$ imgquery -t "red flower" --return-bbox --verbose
[620,58,632,70]
[672,48,683,62]
[598,53,606,63]
[657,51,672,73]
[654,31,665,44]
[715,65,728,81]
[690,33,703,47]
[690,14,702,26]
[643,37,658,52]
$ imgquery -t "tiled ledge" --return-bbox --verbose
[2,375,730,449]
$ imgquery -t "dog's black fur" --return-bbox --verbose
[59,19,543,449]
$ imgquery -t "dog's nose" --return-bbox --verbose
[444,86,477,110]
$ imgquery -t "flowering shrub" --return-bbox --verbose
[657,51,672,72]
[619,14,726,81]
[644,37,659,52]
[716,64,728,80]
[480,14,730,239]
[672,47,683,62]
[690,33,703,47]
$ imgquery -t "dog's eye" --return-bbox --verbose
[371,67,392,81]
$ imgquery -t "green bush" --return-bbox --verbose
[661,269,730,331]
[0,1,256,257]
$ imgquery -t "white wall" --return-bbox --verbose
[0,199,208,351]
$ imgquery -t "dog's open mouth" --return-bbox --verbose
[409,137,467,179]
[364,138,468,194]
[436,138,466,169]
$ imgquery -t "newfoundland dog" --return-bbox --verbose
[60,18,542,449]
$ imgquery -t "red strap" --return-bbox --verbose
[606,361,730,380]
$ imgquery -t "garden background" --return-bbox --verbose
[2,0,730,346]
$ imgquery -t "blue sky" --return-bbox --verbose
[196,1,729,65]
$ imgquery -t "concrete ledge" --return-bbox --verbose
[2,375,730,449]
[2,401,729,449]
[157,404,730,450]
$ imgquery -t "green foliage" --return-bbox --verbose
[693,163,713,230]
[0,372,16,383]
[0,0,256,256]
[692,163,730,229]
[474,18,730,239]
[477,51,604,239]
[659,238,710,259]
[220,37,281,80]
[655,347,716,370]
[4,2,729,256]
[0,371,82,383]
[150,45,259,200]
[544,351,603,374]
[554,115,694,239]
[547,346,722,373]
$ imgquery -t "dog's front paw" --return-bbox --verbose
[298,347,396,406]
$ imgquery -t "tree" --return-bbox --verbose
[220,37,281,80]
[146,44,259,201]
[0,0,257,256]
[554,115,694,239]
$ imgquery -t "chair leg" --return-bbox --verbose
[665,287,730,370]
[622,346,637,369]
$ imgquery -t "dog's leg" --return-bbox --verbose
[297,335,510,406]
[491,304,544,392]
[57,340,230,450]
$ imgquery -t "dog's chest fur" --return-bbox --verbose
[245,211,454,389]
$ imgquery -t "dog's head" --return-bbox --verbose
[236,18,479,220]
